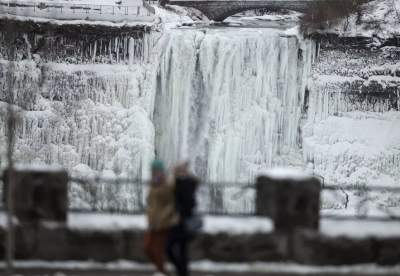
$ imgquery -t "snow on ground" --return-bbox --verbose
[1,260,400,274]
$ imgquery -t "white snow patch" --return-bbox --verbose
[67,213,274,234]
[262,167,311,181]
[321,219,400,238]
[13,163,65,172]
[0,260,400,274]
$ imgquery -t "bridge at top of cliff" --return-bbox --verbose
[168,0,331,21]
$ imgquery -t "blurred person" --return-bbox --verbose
[166,162,201,276]
[145,159,177,276]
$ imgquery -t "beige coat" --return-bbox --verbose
[146,182,178,231]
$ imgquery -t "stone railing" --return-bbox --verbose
[0,168,399,265]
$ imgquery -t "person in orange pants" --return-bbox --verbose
[144,229,168,274]
[144,160,177,276]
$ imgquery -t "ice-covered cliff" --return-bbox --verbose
[0,0,399,193]
[303,38,400,189]
[0,23,156,180]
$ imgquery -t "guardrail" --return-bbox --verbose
[1,173,399,221]
[0,0,155,22]
[66,176,400,220]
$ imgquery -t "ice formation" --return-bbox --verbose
[154,28,314,182]
[303,42,400,190]
[0,33,156,181]
[0,1,399,212]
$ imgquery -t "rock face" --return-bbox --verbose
[0,19,151,63]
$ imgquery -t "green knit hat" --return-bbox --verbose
[151,159,165,172]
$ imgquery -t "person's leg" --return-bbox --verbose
[144,231,157,266]
[144,231,167,274]
[152,230,167,274]
[179,235,189,276]
[166,225,180,273]
[168,224,188,276]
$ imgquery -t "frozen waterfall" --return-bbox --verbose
[154,28,314,182]
[0,33,157,181]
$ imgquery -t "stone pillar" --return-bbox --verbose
[256,169,321,231]
[3,168,68,223]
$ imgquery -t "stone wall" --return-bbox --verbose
[1,221,400,265]
[1,169,400,265]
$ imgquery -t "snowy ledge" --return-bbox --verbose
[0,260,399,274]
[67,213,275,234]
[0,14,154,27]
[1,212,400,238]
[262,167,312,181]
[320,219,400,239]
[68,214,400,238]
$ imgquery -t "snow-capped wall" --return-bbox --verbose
[154,28,314,182]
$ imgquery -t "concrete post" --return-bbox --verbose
[256,169,321,231]
[3,168,68,223]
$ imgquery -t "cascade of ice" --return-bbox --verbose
[154,28,314,182]
[303,43,400,189]
[0,33,157,181]
[0,32,151,64]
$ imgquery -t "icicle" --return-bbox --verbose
[128,37,135,65]
[92,41,97,62]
